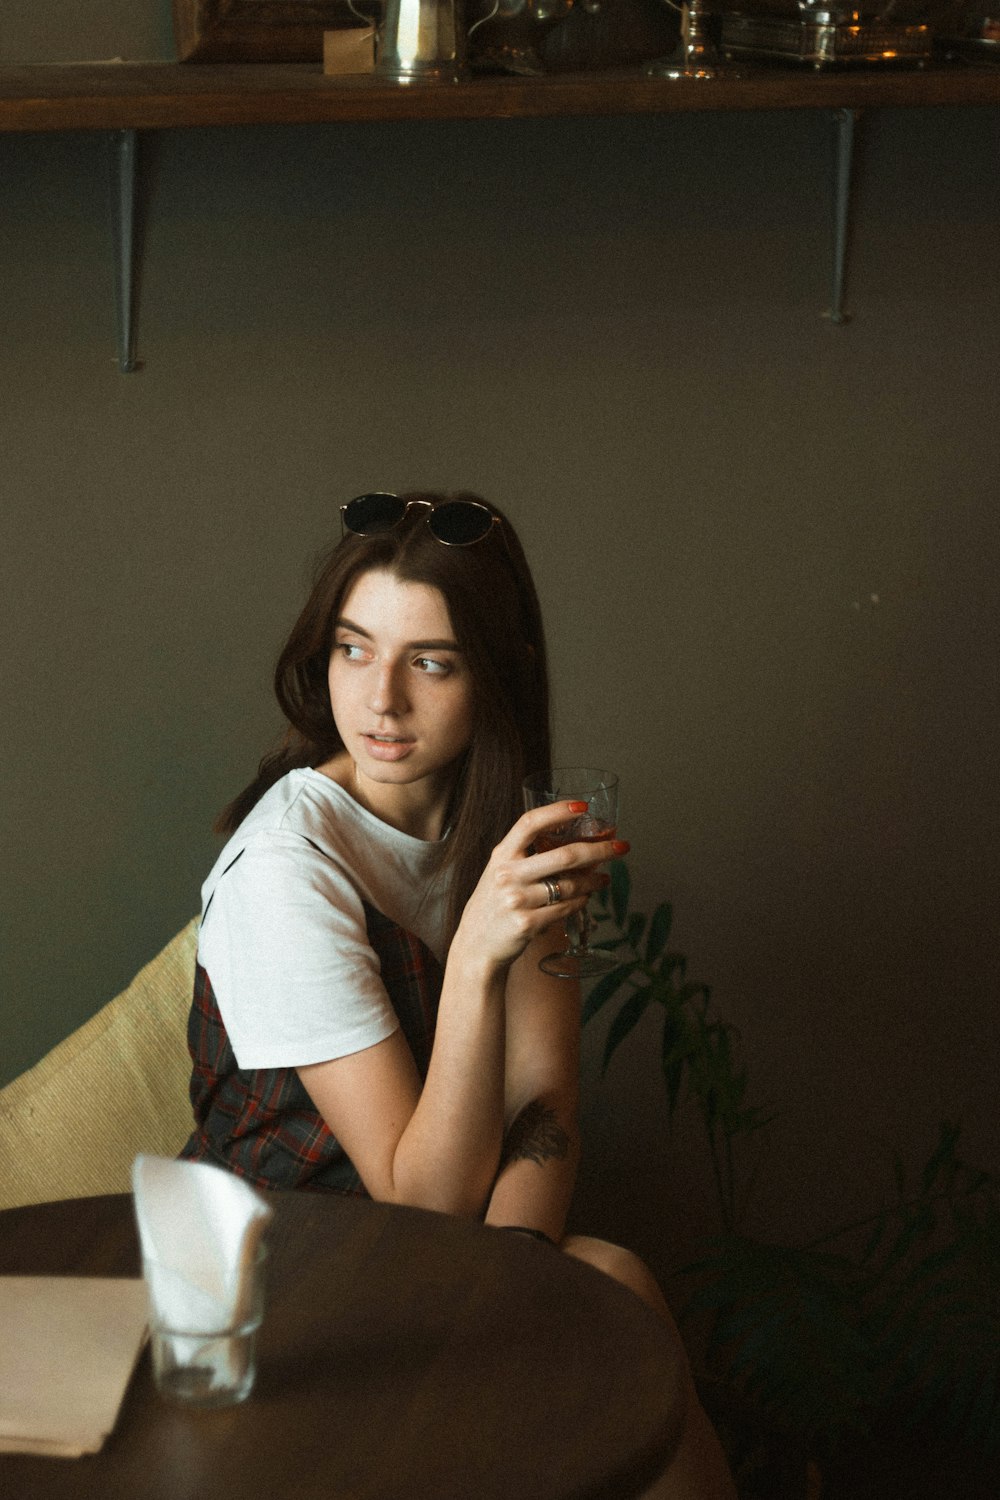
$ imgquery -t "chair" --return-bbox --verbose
[0,918,198,1211]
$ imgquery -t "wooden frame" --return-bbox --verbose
[172,0,366,63]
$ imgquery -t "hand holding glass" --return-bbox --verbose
[523,767,620,979]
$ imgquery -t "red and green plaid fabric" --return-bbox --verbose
[180,902,443,1194]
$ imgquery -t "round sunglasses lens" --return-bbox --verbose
[429,502,494,546]
[343,493,406,534]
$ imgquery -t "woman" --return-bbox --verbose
[182,491,734,1499]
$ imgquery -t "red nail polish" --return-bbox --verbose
[568,801,588,813]
[612,840,630,856]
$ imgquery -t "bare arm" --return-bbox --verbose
[299,952,507,1218]
[484,931,583,1243]
[298,803,616,1220]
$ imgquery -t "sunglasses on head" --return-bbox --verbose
[340,493,504,548]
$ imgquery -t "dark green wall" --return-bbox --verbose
[2,9,998,1275]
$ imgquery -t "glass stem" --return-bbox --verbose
[569,902,594,955]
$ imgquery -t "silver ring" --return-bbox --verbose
[542,876,562,906]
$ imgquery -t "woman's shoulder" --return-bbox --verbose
[199,809,364,954]
[285,769,448,868]
[213,767,358,850]
[201,768,436,904]
[200,767,452,963]
[201,771,351,885]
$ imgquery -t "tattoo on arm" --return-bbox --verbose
[499,1101,570,1170]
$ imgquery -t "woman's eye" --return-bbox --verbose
[338,642,367,661]
[414,656,450,675]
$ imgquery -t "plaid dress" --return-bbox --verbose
[180,901,443,1194]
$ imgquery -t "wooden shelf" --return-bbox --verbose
[4,59,995,370]
[1,61,999,134]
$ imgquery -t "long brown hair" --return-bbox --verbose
[216,493,551,935]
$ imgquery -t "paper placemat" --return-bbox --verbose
[0,1277,148,1457]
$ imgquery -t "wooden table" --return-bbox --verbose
[0,1192,683,1499]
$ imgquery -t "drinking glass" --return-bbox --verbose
[523,767,620,979]
[144,1244,267,1409]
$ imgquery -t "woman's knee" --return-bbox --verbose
[563,1235,736,1496]
[561,1234,675,1325]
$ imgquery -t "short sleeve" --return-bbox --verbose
[197,831,400,1069]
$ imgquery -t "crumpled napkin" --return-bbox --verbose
[132,1155,271,1334]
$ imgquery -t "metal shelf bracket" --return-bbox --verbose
[824,106,859,325]
[108,128,140,373]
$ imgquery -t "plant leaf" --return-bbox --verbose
[581,962,638,1027]
[610,858,630,929]
[686,1234,876,1448]
[921,1119,961,1194]
[645,902,673,965]
[661,1009,696,1119]
[601,986,652,1073]
[625,911,647,952]
[860,1211,889,1266]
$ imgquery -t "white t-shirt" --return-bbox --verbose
[197,769,452,1070]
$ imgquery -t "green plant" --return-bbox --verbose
[588,859,772,1234]
[589,862,1000,1461]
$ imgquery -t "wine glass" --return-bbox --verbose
[523,767,620,979]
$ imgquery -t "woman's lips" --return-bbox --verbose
[362,733,415,762]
